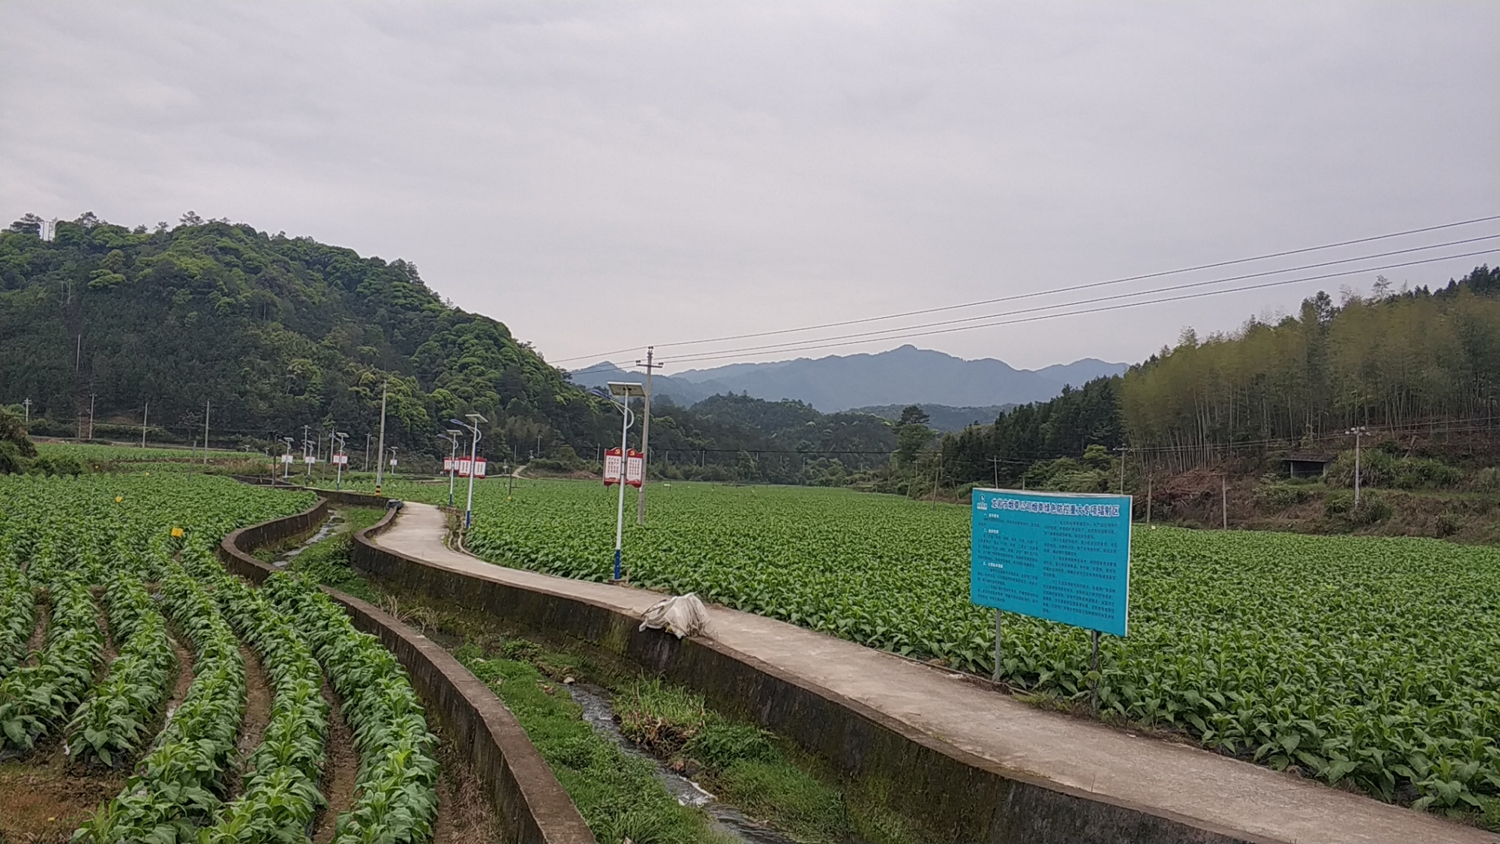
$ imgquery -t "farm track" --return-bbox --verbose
[312,678,358,844]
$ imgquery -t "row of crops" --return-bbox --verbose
[0,471,441,843]
[409,479,1500,814]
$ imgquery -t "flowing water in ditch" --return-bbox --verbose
[271,512,344,568]
[565,684,803,844]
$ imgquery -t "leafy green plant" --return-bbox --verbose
[77,560,246,843]
[66,573,175,768]
[0,576,104,753]
[264,572,438,844]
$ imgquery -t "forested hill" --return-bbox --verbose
[937,266,1500,489]
[0,213,897,479]
[0,214,615,457]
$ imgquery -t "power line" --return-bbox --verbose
[550,213,1500,365]
[661,246,1499,366]
[659,236,1498,364]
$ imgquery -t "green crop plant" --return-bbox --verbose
[0,576,104,753]
[421,480,1500,813]
[264,572,438,844]
[77,562,247,843]
[66,572,176,768]
[0,563,35,677]
[193,553,330,844]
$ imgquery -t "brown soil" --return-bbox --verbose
[312,680,359,844]
[430,722,501,844]
[165,633,196,714]
[228,645,273,797]
[22,598,49,665]
[0,756,124,844]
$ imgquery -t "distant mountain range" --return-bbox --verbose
[571,345,1127,414]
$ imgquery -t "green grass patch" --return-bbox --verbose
[451,643,729,844]
[616,677,923,844]
[282,508,387,604]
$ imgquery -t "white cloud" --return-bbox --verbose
[2,1,1495,370]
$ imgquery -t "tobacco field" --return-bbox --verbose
[0,472,440,843]
[445,480,1500,813]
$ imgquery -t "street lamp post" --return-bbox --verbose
[602,382,645,581]
[450,414,486,530]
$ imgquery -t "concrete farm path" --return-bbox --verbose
[373,501,1494,844]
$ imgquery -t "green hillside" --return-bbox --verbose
[0,213,613,458]
[0,213,898,480]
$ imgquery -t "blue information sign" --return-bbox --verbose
[970,489,1132,637]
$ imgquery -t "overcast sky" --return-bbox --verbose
[3,2,1496,372]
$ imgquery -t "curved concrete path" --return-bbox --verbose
[374,502,1495,844]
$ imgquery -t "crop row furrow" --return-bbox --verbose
[0,575,104,753]
[77,560,246,843]
[264,572,439,844]
[190,550,331,843]
[65,571,177,769]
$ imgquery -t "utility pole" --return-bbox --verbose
[1116,445,1127,495]
[202,399,210,464]
[364,433,372,472]
[1221,473,1228,530]
[1346,426,1368,509]
[988,455,1001,489]
[88,393,96,440]
[141,401,148,448]
[375,381,388,496]
[635,346,661,525]
[21,398,29,425]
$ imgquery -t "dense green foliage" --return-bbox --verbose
[82,559,247,842]
[0,469,438,842]
[66,573,176,768]
[1120,269,1500,460]
[264,572,439,844]
[1,213,611,460]
[438,480,1499,812]
[196,568,330,844]
[0,576,103,753]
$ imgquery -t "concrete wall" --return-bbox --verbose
[351,522,1259,844]
[218,501,595,844]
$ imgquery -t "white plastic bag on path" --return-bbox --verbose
[639,593,710,639]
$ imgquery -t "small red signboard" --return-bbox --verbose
[603,447,623,485]
[625,449,644,488]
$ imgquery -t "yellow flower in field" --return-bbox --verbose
[115,496,123,503]
[170,527,184,538]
